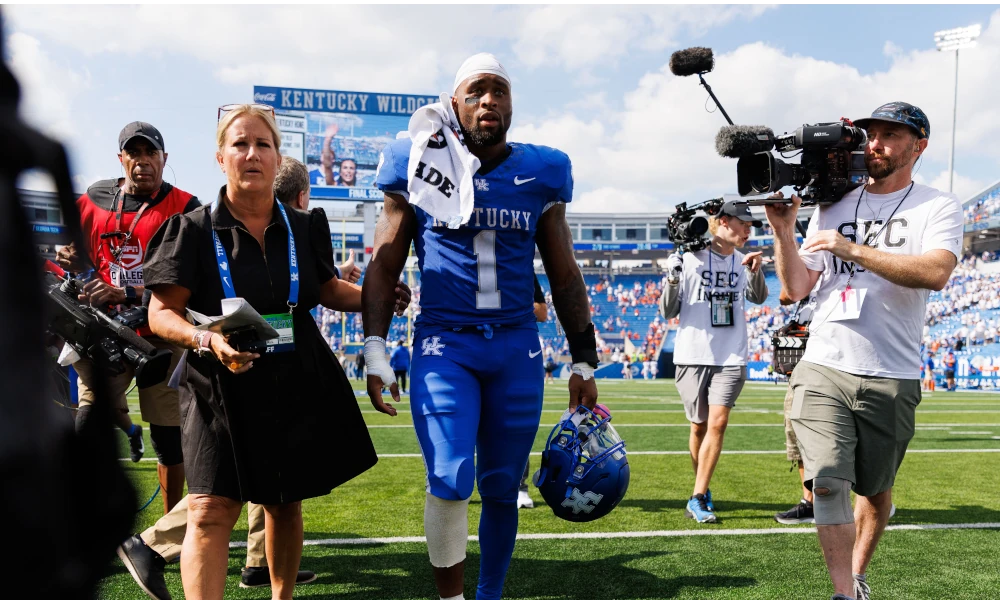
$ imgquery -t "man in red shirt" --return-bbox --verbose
[58,122,199,515]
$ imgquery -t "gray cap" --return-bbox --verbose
[119,121,164,152]
[720,201,762,228]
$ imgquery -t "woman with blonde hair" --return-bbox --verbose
[142,104,407,599]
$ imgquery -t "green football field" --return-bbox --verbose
[99,380,1000,599]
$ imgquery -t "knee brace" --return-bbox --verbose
[812,476,854,525]
[424,493,469,568]
[149,424,183,466]
[74,404,92,434]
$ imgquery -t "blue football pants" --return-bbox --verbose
[411,325,544,600]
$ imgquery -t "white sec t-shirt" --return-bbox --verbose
[800,183,963,379]
[673,248,756,367]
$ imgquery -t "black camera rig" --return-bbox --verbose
[45,272,171,389]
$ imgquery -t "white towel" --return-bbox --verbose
[406,93,480,229]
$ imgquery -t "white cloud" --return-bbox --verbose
[15,170,56,193]
[914,169,989,201]
[512,5,773,70]
[5,32,89,140]
[15,170,97,195]
[5,5,517,92]
[515,10,1000,212]
[573,187,662,214]
[6,5,772,92]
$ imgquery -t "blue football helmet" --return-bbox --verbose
[533,404,630,522]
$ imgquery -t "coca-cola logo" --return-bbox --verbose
[253,92,276,102]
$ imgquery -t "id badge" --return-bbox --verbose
[711,293,734,327]
[261,313,296,353]
[829,287,866,322]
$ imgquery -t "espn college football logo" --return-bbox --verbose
[117,242,144,270]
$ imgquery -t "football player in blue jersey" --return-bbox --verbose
[361,53,599,600]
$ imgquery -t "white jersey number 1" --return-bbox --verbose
[474,230,501,309]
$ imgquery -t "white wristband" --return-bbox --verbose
[571,362,595,381]
[364,338,396,386]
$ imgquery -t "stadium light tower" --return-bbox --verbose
[934,24,981,194]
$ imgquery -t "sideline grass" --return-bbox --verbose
[99,380,1000,599]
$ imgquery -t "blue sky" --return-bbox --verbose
[6,4,999,213]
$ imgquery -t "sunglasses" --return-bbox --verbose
[217,103,276,122]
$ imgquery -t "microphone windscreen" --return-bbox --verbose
[715,125,776,158]
[669,47,715,77]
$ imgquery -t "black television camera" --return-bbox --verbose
[666,198,725,253]
[718,121,868,206]
[45,272,172,389]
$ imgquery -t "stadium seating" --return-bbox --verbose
[314,253,1000,390]
[964,186,1000,223]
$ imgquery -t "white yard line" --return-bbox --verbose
[362,423,1000,429]
[228,521,1000,548]
[124,447,1000,462]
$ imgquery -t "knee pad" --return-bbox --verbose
[812,476,854,525]
[74,404,92,433]
[149,424,183,466]
[424,493,469,568]
[427,457,476,501]
[477,470,518,504]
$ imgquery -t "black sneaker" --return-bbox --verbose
[774,499,814,525]
[240,566,318,588]
[128,424,145,463]
[117,534,170,600]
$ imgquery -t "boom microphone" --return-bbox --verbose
[715,125,776,158]
[669,46,733,125]
[669,47,715,77]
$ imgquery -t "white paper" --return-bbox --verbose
[828,288,867,322]
[186,297,279,340]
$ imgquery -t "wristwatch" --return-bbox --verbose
[194,331,215,358]
[124,285,137,304]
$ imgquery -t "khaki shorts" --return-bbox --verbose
[675,365,746,424]
[789,361,921,497]
[783,384,801,463]
[75,337,182,426]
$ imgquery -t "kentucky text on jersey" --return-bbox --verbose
[431,207,533,231]
[377,138,572,327]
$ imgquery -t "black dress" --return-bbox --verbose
[143,187,377,504]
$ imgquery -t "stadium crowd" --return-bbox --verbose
[964,187,1000,222]
[316,251,1000,391]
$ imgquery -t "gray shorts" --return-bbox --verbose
[675,365,746,424]
[789,361,921,497]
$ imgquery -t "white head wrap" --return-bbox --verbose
[452,53,511,95]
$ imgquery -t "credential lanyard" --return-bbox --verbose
[707,250,737,294]
[211,198,299,312]
[109,186,156,263]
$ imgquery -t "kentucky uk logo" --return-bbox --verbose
[421,336,445,356]
[561,488,604,514]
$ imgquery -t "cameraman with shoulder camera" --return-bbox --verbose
[659,201,768,524]
[59,122,199,514]
[766,103,963,600]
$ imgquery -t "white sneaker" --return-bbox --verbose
[517,490,534,509]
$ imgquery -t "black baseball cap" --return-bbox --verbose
[854,102,930,140]
[720,200,762,228]
[119,121,165,152]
